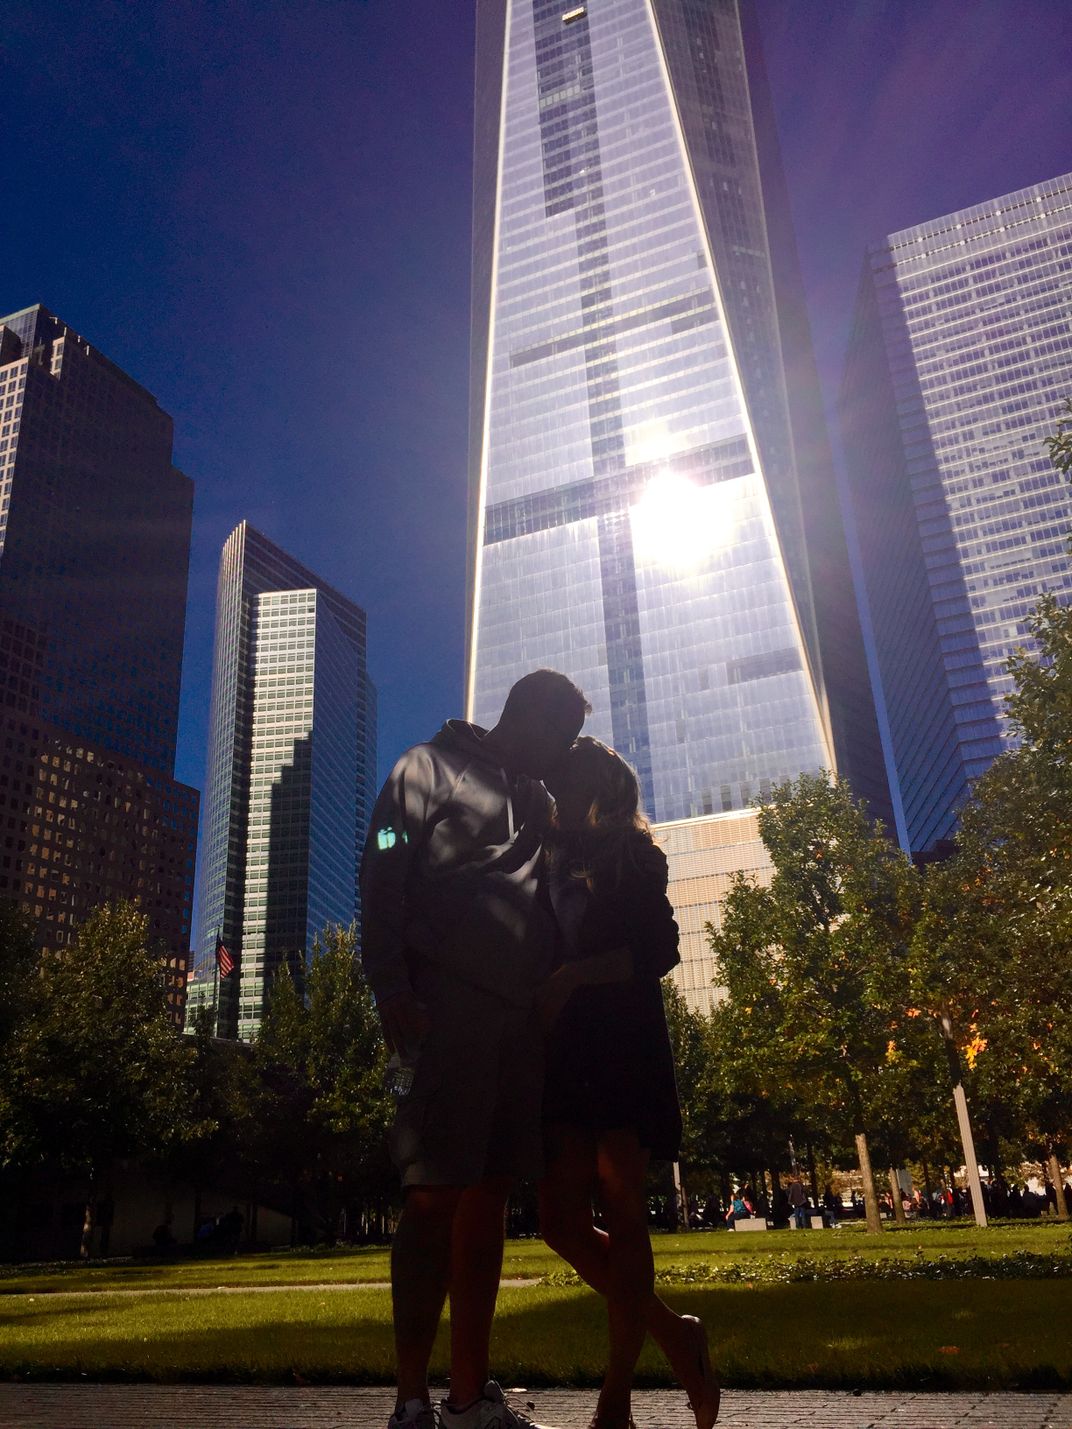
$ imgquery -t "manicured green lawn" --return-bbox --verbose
[1,1278,1070,1390]
[2,1221,1068,1295]
[1,1225,1069,1388]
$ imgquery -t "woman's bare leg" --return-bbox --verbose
[540,1126,717,1425]
[590,1130,652,1424]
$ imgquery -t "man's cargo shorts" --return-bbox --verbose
[389,958,545,1188]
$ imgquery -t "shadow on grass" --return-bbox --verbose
[1,1280,1070,1392]
[486,1282,1072,1394]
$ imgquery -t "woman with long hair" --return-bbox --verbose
[536,737,719,1429]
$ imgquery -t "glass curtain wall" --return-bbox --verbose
[467,0,830,827]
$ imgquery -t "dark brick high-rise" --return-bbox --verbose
[0,304,197,1016]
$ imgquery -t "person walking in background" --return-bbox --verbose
[535,737,720,1429]
[822,1185,841,1228]
[360,670,589,1429]
[787,1174,808,1230]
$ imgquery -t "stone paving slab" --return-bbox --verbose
[1,1386,1070,1428]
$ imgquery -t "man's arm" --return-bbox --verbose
[359,746,441,1045]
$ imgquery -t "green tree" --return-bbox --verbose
[304,924,393,1214]
[254,925,393,1241]
[662,981,712,1184]
[0,901,35,1055]
[1044,394,1072,484]
[704,994,812,1212]
[1,902,195,1256]
[173,1004,262,1241]
[709,774,921,1231]
[913,594,1072,1209]
[909,401,1072,1211]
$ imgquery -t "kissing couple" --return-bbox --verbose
[361,669,720,1429]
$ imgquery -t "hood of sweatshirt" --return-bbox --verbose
[430,719,499,766]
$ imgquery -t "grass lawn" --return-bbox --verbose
[1,1224,1069,1389]
[2,1220,1068,1295]
[1,1278,1070,1390]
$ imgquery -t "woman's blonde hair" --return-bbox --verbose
[556,736,648,833]
[548,737,652,885]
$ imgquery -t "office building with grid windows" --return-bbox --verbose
[190,523,375,1041]
[841,173,1072,854]
[465,0,888,1008]
[0,304,197,968]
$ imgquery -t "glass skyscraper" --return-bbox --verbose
[191,523,376,1040]
[841,173,1072,854]
[466,0,887,1006]
[0,304,197,980]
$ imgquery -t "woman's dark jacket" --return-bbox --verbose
[543,829,683,1161]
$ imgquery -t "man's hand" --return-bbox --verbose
[534,963,580,1031]
[377,989,430,1056]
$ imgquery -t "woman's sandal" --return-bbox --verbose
[681,1313,721,1428]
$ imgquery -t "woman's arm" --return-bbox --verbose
[620,839,680,978]
[534,946,633,1028]
[569,945,633,986]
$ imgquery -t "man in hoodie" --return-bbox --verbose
[361,669,590,1429]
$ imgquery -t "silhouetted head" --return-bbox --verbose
[545,735,646,835]
[487,669,590,779]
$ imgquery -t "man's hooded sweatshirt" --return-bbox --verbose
[359,721,555,1009]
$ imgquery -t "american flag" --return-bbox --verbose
[215,935,234,978]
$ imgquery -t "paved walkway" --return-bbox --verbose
[1,1386,1069,1428]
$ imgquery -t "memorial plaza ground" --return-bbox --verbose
[1,1224,1070,1425]
[1,1384,1071,1428]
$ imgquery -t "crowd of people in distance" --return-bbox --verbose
[660,1171,1072,1230]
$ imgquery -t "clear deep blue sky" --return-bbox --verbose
[4,1,1070,821]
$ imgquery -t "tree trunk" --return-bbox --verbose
[193,1186,202,1243]
[672,1162,688,1229]
[889,1168,907,1223]
[938,1014,987,1227]
[921,1159,932,1198]
[80,1165,96,1260]
[766,1165,783,1225]
[854,1130,883,1232]
[806,1142,820,1210]
[987,1123,1003,1183]
[1048,1150,1070,1221]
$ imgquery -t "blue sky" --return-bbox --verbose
[4,0,1070,877]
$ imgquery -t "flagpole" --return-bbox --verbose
[213,927,221,1038]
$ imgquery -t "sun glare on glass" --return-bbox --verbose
[629,471,739,570]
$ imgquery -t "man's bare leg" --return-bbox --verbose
[392,1185,463,1406]
[446,1174,512,1407]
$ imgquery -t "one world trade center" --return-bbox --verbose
[466,0,888,1006]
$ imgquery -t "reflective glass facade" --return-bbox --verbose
[191,524,375,1040]
[467,1,886,1005]
[842,174,1072,853]
[0,305,197,963]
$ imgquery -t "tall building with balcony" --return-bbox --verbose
[841,173,1072,854]
[0,304,197,969]
[191,523,375,1041]
[465,0,888,1007]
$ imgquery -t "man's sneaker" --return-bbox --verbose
[440,1380,558,1429]
[389,1398,438,1429]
